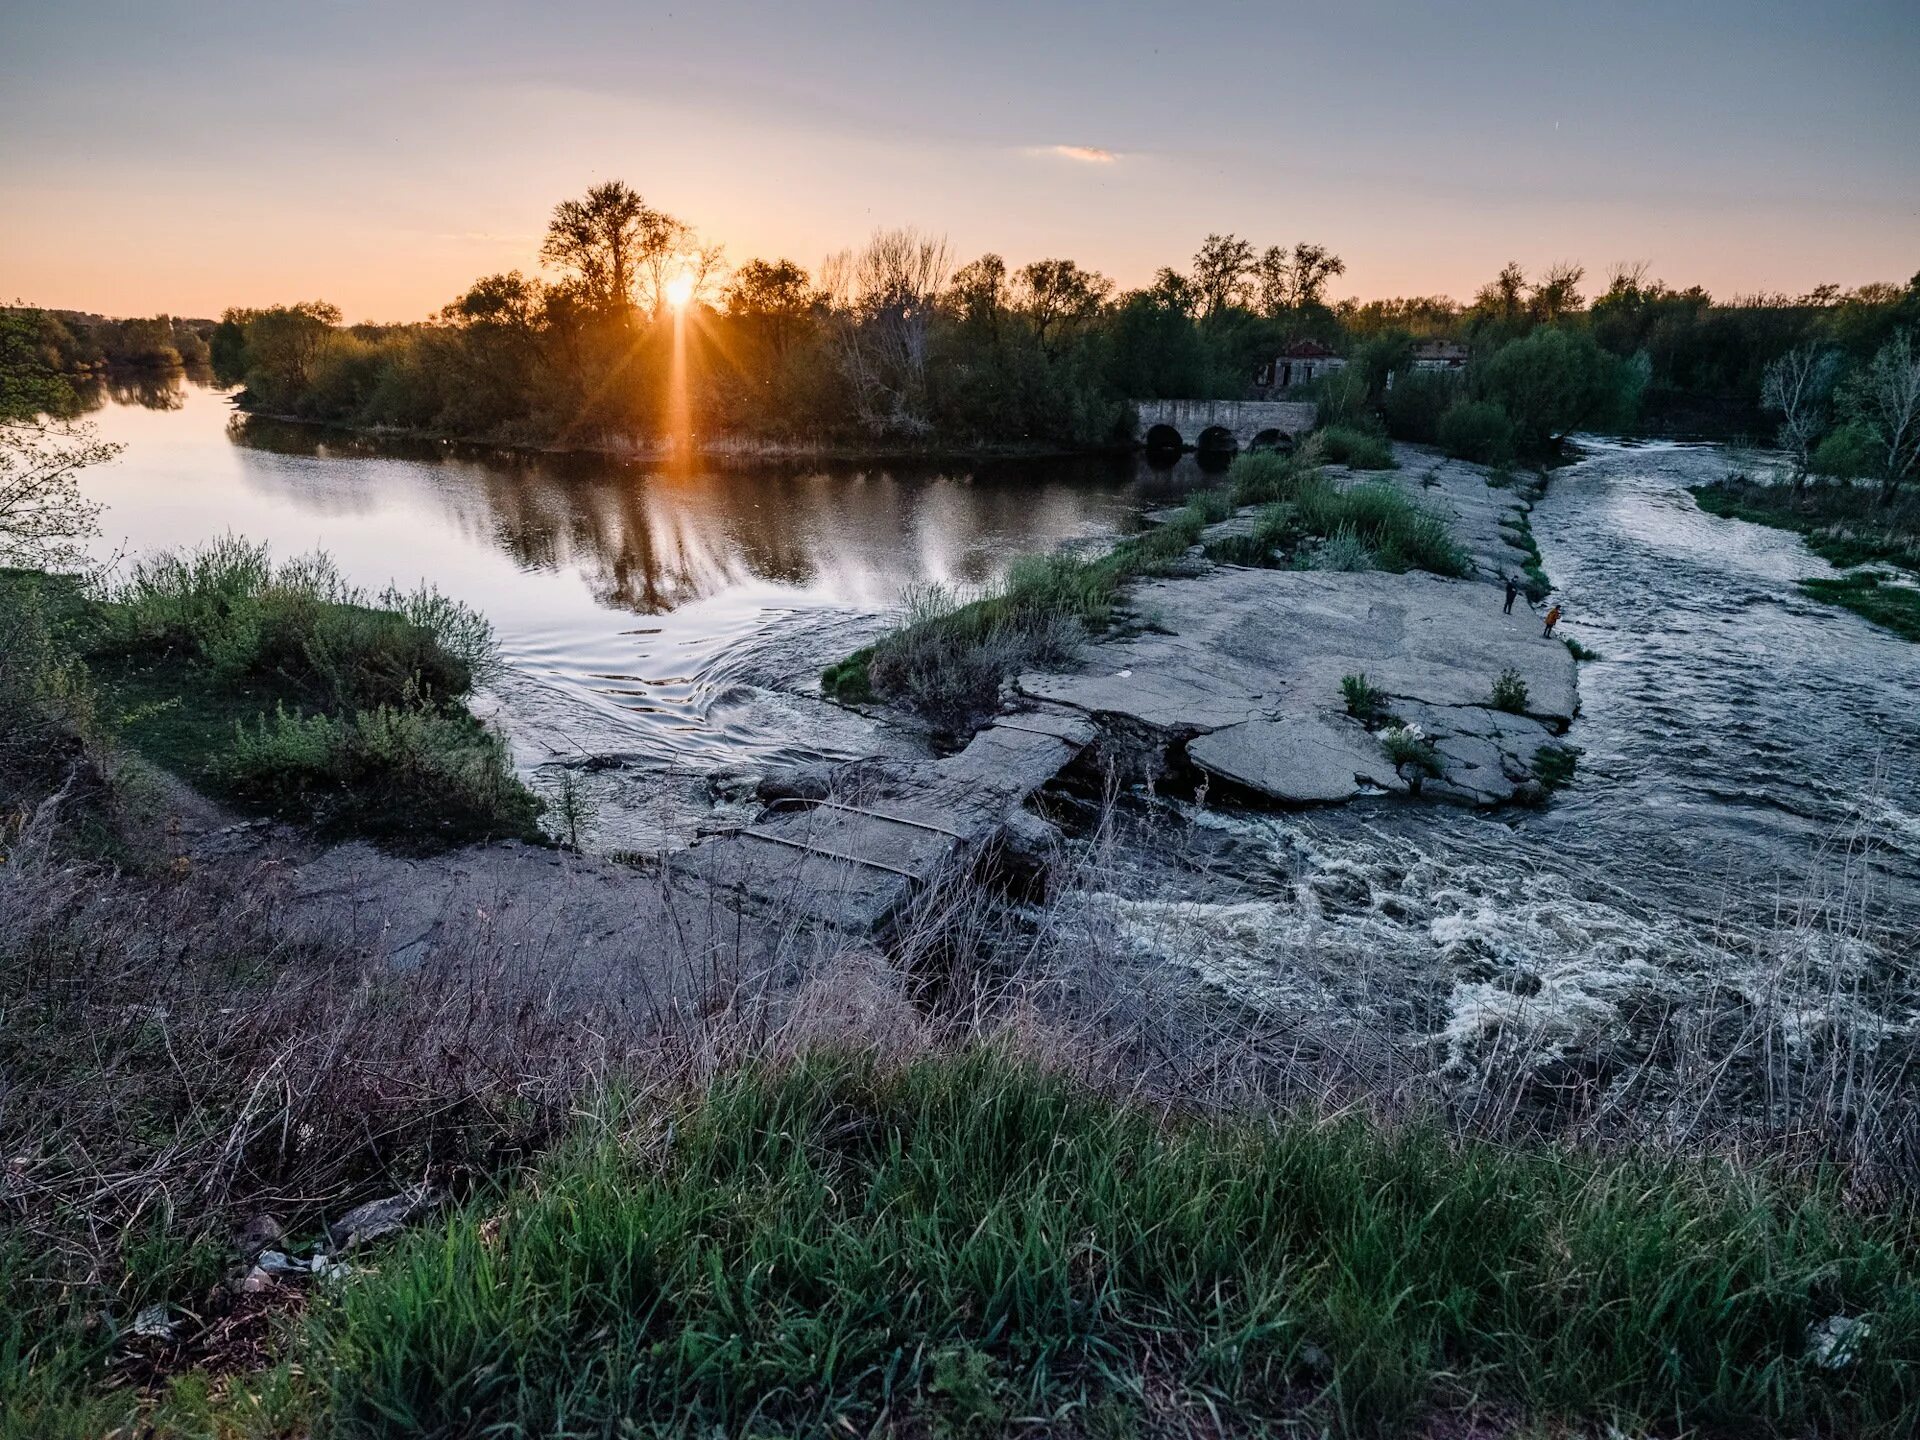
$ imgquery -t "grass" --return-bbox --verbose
[1800,571,1920,643]
[1341,671,1386,721]
[824,505,1216,727]
[300,1049,1920,1438]
[1499,513,1551,601]
[827,448,1469,729]
[1693,479,1920,644]
[1315,424,1397,470]
[0,543,541,849]
[1203,450,1468,578]
[1691,480,1920,575]
[1562,636,1601,662]
[1531,742,1580,792]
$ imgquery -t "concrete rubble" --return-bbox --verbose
[1018,448,1579,807]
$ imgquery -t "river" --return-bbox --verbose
[75,381,1918,1056]
[73,376,1208,848]
[1078,438,1919,1095]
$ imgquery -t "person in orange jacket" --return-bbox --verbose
[1542,604,1562,638]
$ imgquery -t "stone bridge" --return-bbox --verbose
[1133,399,1318,452]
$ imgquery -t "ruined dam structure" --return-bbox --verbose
[255,444,1573,1002]
[1134,399,1318,453]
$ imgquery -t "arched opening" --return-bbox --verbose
[1144,423,1183,453]
[1249,428,1294,453]
[1196,425,1238,456]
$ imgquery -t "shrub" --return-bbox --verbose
[219,702,541,846]
[1316,424,1396,470]
[1379,722,1442,775]
[1473,328,1644,454]
[1563,636,1601,661]
[1810,420,1882,482]
[1490,667,1530,713]
[1437,400,1517,465]
[1382,371,1457,444]
[101,540,497,712]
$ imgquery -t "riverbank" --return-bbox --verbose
[234,398,1133,467]
[0,548,541,852]
[7,769,1918,1438]
[1691,476,1920,641]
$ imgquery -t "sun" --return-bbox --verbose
[665,270,695,310]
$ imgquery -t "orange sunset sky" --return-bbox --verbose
[4,1,1916,322]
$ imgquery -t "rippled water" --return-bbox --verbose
[1070,440,1919,1072]
[75,378,1211,846]
[75,384,1920,995]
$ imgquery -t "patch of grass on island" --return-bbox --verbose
[827,443,1467,730]
[1693,479,1920,642]
[1,541,541,850]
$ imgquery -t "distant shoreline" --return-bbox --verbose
[231,398,1137,469]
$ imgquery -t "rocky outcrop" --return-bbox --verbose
[1015,448,1578,808]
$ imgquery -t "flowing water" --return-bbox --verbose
[75,383,1918,1052]
[1082,440,1920,1072]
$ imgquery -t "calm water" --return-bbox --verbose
[75,378,1204,846]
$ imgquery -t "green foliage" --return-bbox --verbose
[1490,666,1530,713]
[219,702,541,846]
[1340,671,1385,720]
[1691,479,1920,575]
[1381,370,1457,444]
[1188,486,1235,522]
[1437,399,1517,464]
[1811,420,1883,481]
[1316,423,1396,469]
[1379,723,1443,776]
[0,308,83,421]
[820,647,875,703]
[1563,636,1601,661]
[1531,743,1580,791]
[308,1050,1920,1436]
[1473,328,1645,453]
[99,538,496,712]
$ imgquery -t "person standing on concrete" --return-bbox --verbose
[1542,603,1562,638]
[1504,577,1521,614]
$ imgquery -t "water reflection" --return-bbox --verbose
[227,413,1188,620]
[74,367,212,413]
[78,382,1210,833]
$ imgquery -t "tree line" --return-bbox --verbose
[12,181,1918,466]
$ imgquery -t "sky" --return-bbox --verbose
[3,0,1916,322]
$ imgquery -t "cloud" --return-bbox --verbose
[1034,144,1118,164]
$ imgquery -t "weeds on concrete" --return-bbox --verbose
[1490,667,1530,713]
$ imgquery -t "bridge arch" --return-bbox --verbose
[1133,398,1317,455]
[1196,425,1237,455]
[1249,427,1292,452]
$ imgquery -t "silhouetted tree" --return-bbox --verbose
[540,181,678,312]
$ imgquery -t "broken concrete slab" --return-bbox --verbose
[1189,714,1409,803]
[1022,567,1577,732]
